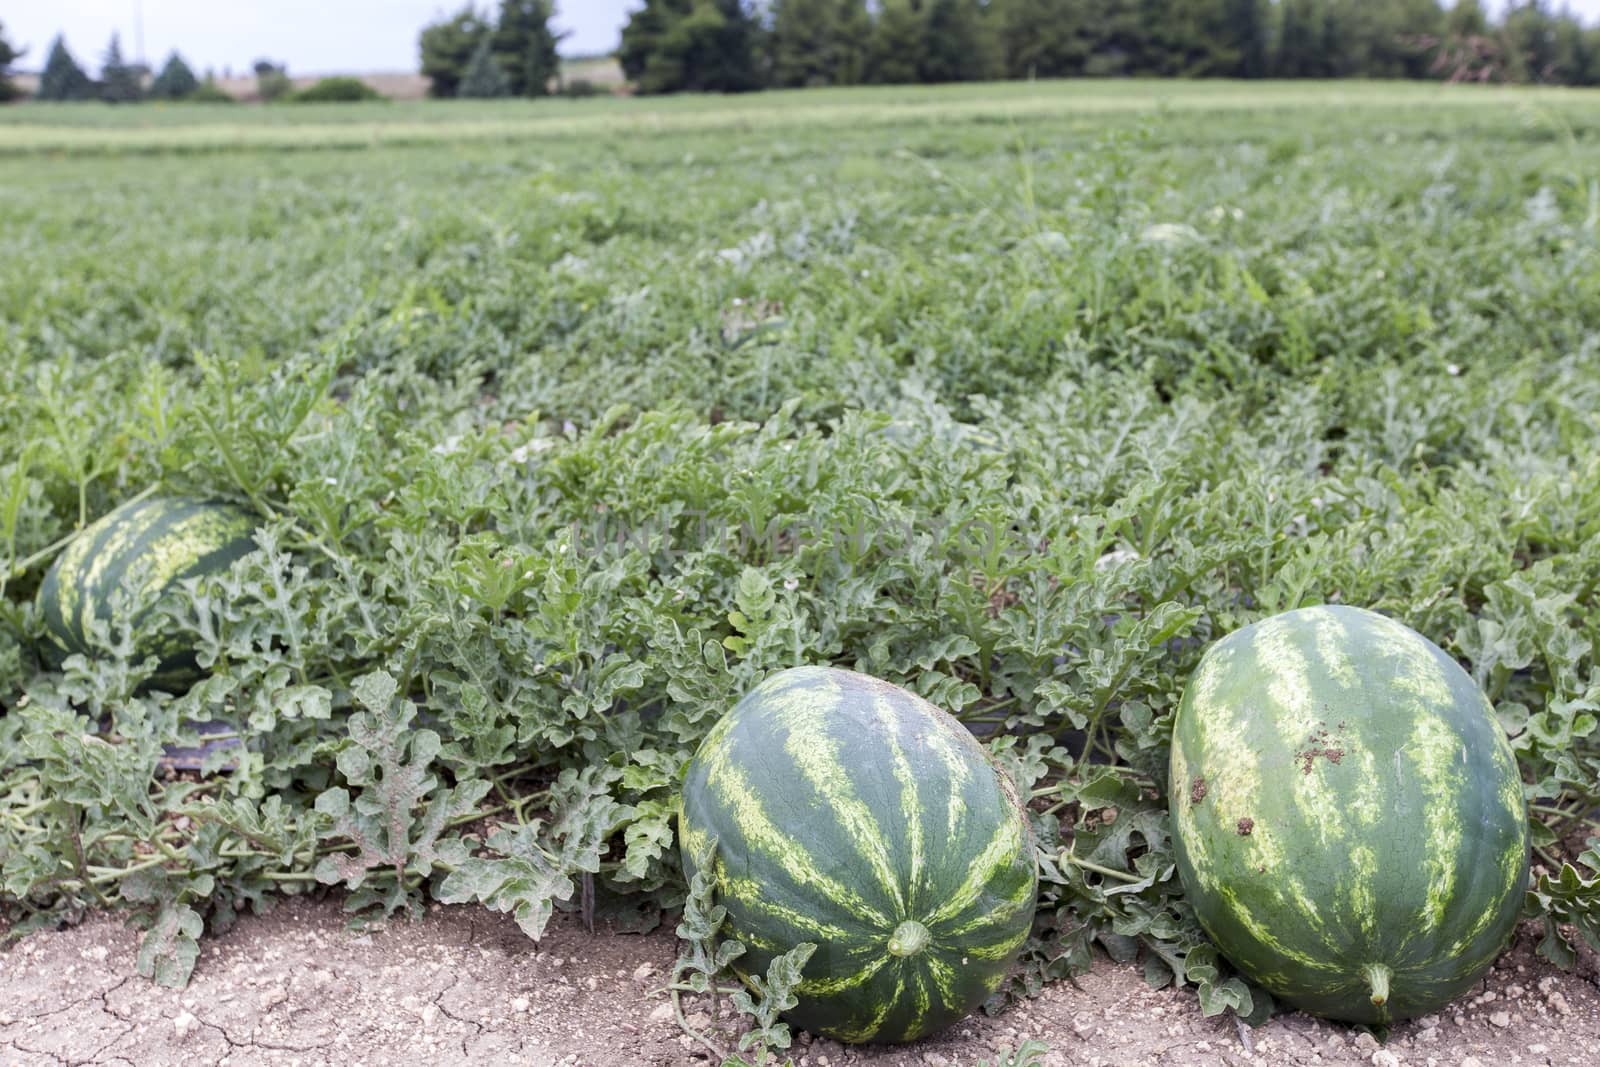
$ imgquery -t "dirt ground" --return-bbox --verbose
[1,899,1597,1067]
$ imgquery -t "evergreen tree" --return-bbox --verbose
[38,35,95,101]
[1080,0,1148,76]
[993,0,1092,79]
[1222,0,1269,77]
[619,0,762,94]
[1502,1,1560,82]
[921,0,1000,82]
[148,52,199,99]
[420,5,493,98]
[1446,0,1489,38]
[101,34,143,103]
[493,0,564,97]
[459,35,512,96]
[770,0,870,87]
[867,0,927,83]
[1273,0,1320,76]
[1549,12,1590,84]
[0,21,23,103]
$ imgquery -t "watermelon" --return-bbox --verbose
[679,666,1037,1044]
[1169,605,1529,1024]
[37,496,256,682]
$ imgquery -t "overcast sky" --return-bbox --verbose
[4,1,1599,77]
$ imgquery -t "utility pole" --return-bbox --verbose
[134,0,145,67]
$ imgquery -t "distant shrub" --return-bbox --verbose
[293,77,384,103]
[254,59,293,101]
[560,78,605,98]
[186,79,236,103]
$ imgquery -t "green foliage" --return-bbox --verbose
[977,1041,1053,1067]
[671,838,812,1064]
[460,36,512,98]
[420,5,495,98]
[100,35,143,105]
[493,0,564,97]
[37,35,94,102]
[148,53,200,100]
[0,21,23,103]
[185,79,236,104]
[559,77,604,98]
[619,0,764,93]
[3,86,1600,1027]
[292,77,384,103]
[1524,842,1600,968]
[253,59,292,102]
[769,0,871,88]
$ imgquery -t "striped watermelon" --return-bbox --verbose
[37,496,256,682]
[1170,605,1529,1024]
[679,666,1037,1044]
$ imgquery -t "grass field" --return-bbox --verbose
[3,79,1600,1041]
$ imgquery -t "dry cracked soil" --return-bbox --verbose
[2,899,1598,1067]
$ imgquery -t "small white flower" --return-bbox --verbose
[783,578,799,591]
[1447,363,1462,376]
[323,477,338,486]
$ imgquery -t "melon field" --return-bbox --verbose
[3,81,1600,1066]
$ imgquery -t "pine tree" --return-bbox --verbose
[1223,0,1268,77]
[994,0,1092,79]
[867,0,927,84]
[1274,0,1317,76]
[459,36,512,96]
[771,0,870,87]
[101,34,143,103]
[0,21,23,103]
[149,52,199,99]
[493,0,564,97]
[1445,0,1489,38]
[619,0,761,94]
[420,6,494,98]
[921,0,1001,82]
[38,35,95,101]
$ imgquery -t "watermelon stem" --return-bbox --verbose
[888,920,932,958]
[1364,963,1392,1008]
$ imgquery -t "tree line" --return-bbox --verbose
[5,28,385,104]
[420,1,565,97]
[613,0,1600,94]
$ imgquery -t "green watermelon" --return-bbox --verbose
[1169,605,1529,1024]
[679,666,1037,1044]
[37,496,256,682]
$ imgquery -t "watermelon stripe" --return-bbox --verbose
[773,687,907,915]
[700,753,894,928]
[797,956,891,997]
[830,974,902,1043]
[925,818,1025,927]
[722,876,865,943]
[873,691,926,915]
